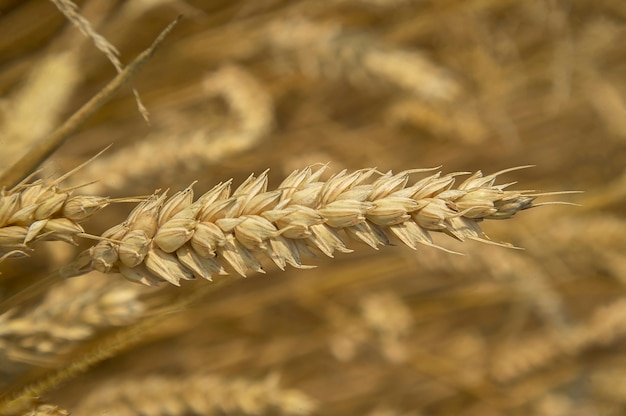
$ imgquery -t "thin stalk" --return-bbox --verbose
[0,16,181,188]
[0,275,235,415]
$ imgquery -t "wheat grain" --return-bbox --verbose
[0,182,92,261]
[71,165,543,286]
[0,174,137,262]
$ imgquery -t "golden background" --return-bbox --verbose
[1,0,625,415]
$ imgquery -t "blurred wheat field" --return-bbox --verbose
[0,0,625,415]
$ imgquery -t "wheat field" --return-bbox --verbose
[0,0,625,415]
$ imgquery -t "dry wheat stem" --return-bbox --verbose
[0,16,180,188]
[71,64,275,194]
[70,165,550,286]
[0,319,151,416]
[0,275,236,416]
[49,0,151,122]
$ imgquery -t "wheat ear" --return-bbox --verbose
[72,165,553,286]
[0,152,142,262]
[0,274,147,366]
[22,404,68,416]
[0,181,103,261]
[73,373,316,416]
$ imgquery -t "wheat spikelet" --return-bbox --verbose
[0,180,101,262]
[0,165,141,263]
[70,165,544,286]
[73,373,316,416]
[0,145,149,264]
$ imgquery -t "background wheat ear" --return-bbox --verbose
[1,0,625,415]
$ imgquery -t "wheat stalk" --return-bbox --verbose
[0,17,180,189]
[49,0,151,122]
[64,165,553,287]
[70,64,275,194]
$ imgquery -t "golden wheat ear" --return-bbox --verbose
[17,403,68,416]
[70,165,576,286]
[73,373,316,416]
[0,147,146,265]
